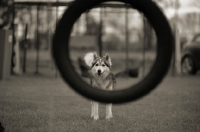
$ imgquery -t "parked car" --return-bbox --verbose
[181,33,200,75]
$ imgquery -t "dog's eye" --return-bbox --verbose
[95,64,99,66]
[102,64,105,67]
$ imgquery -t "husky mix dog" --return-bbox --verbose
[84,52,116,120]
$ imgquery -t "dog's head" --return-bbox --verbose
[84,52,112,77]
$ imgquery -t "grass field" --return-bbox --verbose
[0,74,200,132]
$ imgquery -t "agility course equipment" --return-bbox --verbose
[52,0,174,104]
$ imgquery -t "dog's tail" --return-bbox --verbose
[84,52,97,67]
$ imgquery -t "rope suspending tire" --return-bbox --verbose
[52,0,174,104]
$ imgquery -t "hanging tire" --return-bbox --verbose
[52,0,174,104]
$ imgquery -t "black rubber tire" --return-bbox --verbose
[181,56,197,75]
[52,0,174,104]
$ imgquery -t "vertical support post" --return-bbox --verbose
[199,5,200,32]
[47,2,51,52]
[55,0,59,78]
[125,5,129,71]
[142,16,146,77]
[174,0,181,75]
[35,5,40,74]
[98,7,103,57]
[171,44,175,76]
[23,23,28,73]
[12,4,21,74]
[175,27,181,74]
[11,0,15,74]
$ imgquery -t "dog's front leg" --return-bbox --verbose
[106,85,113,119]
[106,104,113,119]
[91,101,99,120]
[91,101,94,118]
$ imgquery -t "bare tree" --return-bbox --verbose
[191,0,200,7]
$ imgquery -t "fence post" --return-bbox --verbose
[175,27,181,74]
[0,30,13,79]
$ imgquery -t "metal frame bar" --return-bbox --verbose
[14,1,133,8]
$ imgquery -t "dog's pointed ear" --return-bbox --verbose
[104,53,112,66]
[84,52,98,67]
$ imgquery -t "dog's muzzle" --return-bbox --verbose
[97,70,101,75]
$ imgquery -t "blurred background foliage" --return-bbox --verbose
[0,0,200,51]
[0,0,13,29]
[0,0,199,76]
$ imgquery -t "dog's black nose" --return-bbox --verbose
[98,70,101,74]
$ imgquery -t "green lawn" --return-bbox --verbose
[0,74,200,132]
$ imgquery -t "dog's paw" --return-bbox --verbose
[105,114,113,120]
[93,115,99,120]
[91,114,94,118]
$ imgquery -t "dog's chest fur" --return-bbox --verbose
[93,79,111,90]
[90,72,115,90]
